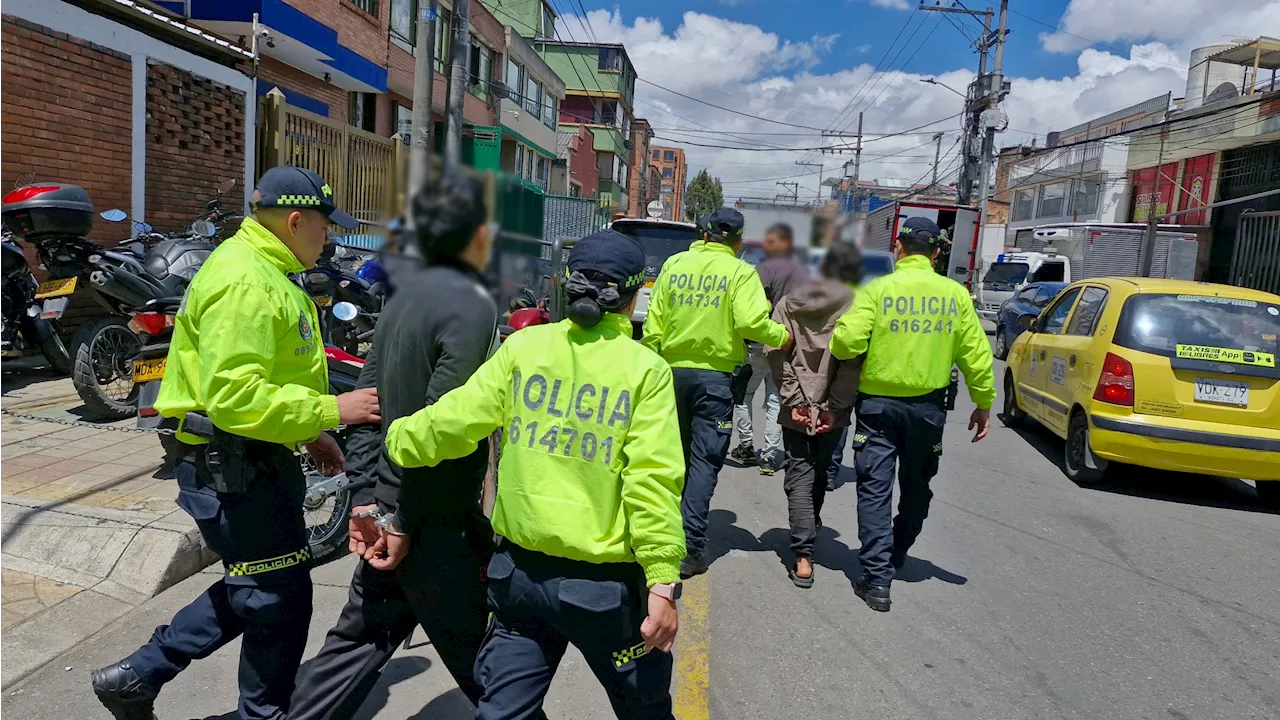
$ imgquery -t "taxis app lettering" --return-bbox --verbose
[667,273,729,309]
[882,294,962,334]
[506,371,631,465]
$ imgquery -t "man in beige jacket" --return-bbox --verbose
[767,242,864,588]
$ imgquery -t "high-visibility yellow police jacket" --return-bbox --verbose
[641,240,789,372]
[155,217,339,445]
[386,313,687,587]
[830,254,996,409]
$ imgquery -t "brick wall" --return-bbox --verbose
[285,0,389,69]
[469,1,506,51]
[567,126,598,198]
[1,17,133,244]
[260,57,349,123]
[145,61,246,234]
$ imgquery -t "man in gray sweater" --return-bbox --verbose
[731,223,812,475]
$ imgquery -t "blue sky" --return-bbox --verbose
[563,0,1277,199]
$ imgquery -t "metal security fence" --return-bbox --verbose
[1229,209,1280,296]
[543,195,601,243]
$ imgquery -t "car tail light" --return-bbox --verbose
[1093,352,1134,406]
[2,185,61,204]
[130,312,173,336]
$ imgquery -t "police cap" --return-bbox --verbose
[253,166,359,230]
[568,229,647,298]
[897,216,943,246]
[701,207,745,241]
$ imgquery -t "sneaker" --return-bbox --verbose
[853,576,891,612]
[91,660,160,720]
[758,455,777,475]
[680,551,709,579]
[729,443,757,466]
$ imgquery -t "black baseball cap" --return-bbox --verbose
[253,166,359,230]
[568,229,646,300]
[701,207,745,240]
[898,216,943,246]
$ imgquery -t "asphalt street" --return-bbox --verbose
[5,358,1279,720]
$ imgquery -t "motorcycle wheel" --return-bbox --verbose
[71,316,141,421]
[299,447,353,566]
[36,322,72,375]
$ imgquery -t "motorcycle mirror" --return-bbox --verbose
[137,222,154,234]
[191,220,217,237]
[100,209,128,222]
[332,302,359,323]
[217,178,236,195]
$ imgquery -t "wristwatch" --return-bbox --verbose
[649,582,682,602]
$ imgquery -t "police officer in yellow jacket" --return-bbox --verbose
[641,208,790,578]
[90,167,381,720]
[384,230,685,719]
[830,216,995,612]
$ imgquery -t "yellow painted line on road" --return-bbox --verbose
[673,572,710,720]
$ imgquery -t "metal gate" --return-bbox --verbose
[1229,209,1280,295]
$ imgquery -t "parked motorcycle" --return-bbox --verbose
[301,238,386,356]
[1,226,72,373]
[1,181,222,419]
[500,287,551,341]
[132,300,367,566]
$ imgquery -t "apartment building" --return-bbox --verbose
[650,145,687,221]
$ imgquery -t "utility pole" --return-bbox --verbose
[796,161,823,204]
[1140,134,1167,276]
[444,0,472,169]
[930,131,945,193]
[977,0,1009,221]
[407,0,438,209]
[776,181,799,204]
[851,112,863,212]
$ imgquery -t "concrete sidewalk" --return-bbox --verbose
[2,373,214,689]
[2,556,625,720]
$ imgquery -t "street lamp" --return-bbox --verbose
[920,78,966,99]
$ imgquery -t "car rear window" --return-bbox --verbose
[612,224,700,277]
[1113,293,1280,365]
[862,253,895,280]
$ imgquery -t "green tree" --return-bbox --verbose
[683,169,724,222]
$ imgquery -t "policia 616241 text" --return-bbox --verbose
[89,167,381,720]
[830,216,996,613]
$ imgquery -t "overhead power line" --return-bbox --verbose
[637,77,830,131]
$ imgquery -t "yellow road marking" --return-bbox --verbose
[673,572,710,720]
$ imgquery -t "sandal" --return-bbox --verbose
[788,561,815,588]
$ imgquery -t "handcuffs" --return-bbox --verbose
[352,507,408,536]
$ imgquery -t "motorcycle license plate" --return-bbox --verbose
[314,295,333,307]
[132,358,167,382]
[35,277,77,299]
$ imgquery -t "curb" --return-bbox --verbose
[1,496,216,689]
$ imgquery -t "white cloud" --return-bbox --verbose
[857,44,872,54]
[870,0,911,9]
[560,7,1232,202]
[1040,0,1280,55]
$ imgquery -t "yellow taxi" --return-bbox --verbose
[1003,278,1279,504]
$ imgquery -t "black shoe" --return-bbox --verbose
[825,477,837,492]
[853,576,891,612]
[91,660,160,720]
[758,455,777,476]
[680,552,709,579]
[729,444,757,466]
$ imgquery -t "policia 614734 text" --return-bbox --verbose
[641,208,791,579]
[89,167,381,720]
[830,216,996,613]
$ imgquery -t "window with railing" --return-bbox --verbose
[390,0,415,50]
[469,40,492,101]
[348,0,378,16]
[506,58,523,104]
[525,77,542,115]
[536,156,549,189]
[543,94,557,129]
[434,9,451,74]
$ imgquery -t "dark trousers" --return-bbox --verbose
[130,450,312,720]
[782,429,841,558]
[671,368,733,557]
[476,546,674,720]
[851,391,946,586]
[827,426,849,488]
[287,524,497,720]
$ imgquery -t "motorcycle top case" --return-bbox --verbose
[2,184,95,239]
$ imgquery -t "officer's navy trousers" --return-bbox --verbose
[671,368,733,558]
[851,390,947,586]
[476,544,674,720]
[128,447,313,720]
[287,523,507,720]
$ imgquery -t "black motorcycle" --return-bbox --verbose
[300,238,386,357]
[2,227,72,373]
[133,299,366,566]
[2,182,223,419]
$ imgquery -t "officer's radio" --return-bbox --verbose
[945,368,959,412]
[183,412,253,494]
